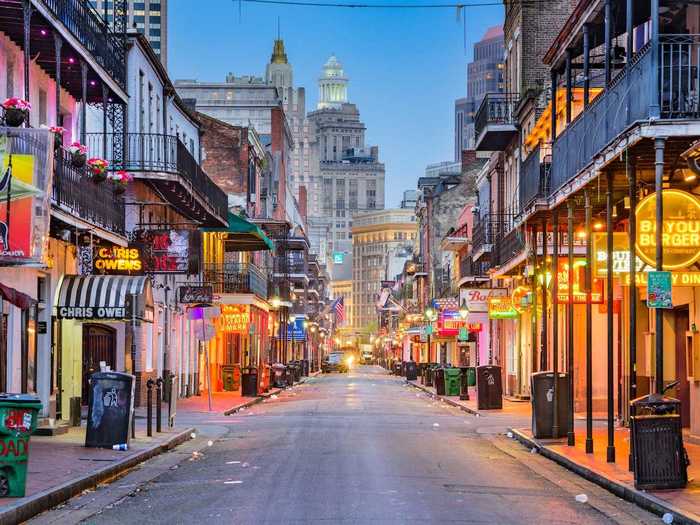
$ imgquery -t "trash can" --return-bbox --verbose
[301,359,310,377]
[291,362,302,382]
[445,368,461,396]
[630,393,688,490]
[222,365,236,392]
[241,367,258,397]
[426,363,438,387]
[466,366,476,387]
[272,363,287,388]
[0,394,41,497]
[530,371,569,439]
[405,361,418,381]
[85,372,135,449]
[434,367,446,395]
[476,365,503,410]
[285,365,295,386]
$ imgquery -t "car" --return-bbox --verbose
[322,352,350,373]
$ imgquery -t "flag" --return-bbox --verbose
[333,297,345,325]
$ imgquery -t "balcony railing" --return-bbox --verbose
[41,0,126,88]
[86,133,227,221]
[660,34,700,118]
[203,262,268,298]
[459,255,490,280]
[471,213,516,259]
[519,145,551,211]
[496,227,525,267]
[474,93,518,150]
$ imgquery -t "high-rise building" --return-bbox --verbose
[351,209,417,329]
[306,55,385,274]
[454,26,504,158]
[91,0,167,66]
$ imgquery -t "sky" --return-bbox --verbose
[168,0,504,208]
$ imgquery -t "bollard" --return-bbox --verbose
[131,409,136,439]
[156,377,163,433]
[168,373,175,428]
[460,367,470,401]
[146,378,154,437]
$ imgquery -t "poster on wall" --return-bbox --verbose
[647,271,673,309]
[132,229,201,274]
[0,129,53,265]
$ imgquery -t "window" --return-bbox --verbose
[149,27,161,36]
[148,82,154,132]
[134,15,145,23]
[150,15,161,23]
[38,89,47,126]
[138,71,145,132]
[151,41,161,50]
[6,59,14,98]
[134,2,145,9]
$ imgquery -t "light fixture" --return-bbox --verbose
[593,220,604,231]
[458,300,469,320]
[685,171,697,183]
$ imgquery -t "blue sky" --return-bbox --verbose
[168,0,503,207]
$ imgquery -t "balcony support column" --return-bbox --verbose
[102,83,109,159]
[550,69,558,141]
[606,171,616,463]
[626,0,634,60]
[604,0,612,86]
[565,50,572,125]
[654,137,666,394]
[552,208,560,438]
[628,155,637,417]
[567,200,575,446]
[80,61,88,145]
[540,216,548,371]
[583,24,591,107]
[22,0,32,111]
[53,33,62,128]
[585,189,593,453]
[530,223,539,374]
[650,0,661,118]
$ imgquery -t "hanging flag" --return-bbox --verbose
[333,296,345,325]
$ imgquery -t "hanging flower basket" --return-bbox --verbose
[49,127,66,150]
[107,170,132,195]
[87,157,109,183]
[2,98,31,127]
[68,142,88,168]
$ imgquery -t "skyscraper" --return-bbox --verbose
[91,0,167,66]
[454,26,504,158]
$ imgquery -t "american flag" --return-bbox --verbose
[333,297,345,325]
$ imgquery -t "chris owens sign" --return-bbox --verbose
[93,246,142,274]
[636,189,700,270]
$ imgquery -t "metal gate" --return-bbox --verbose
[82,324,116,404]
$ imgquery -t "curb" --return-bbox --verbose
[509,428,700,525]
[405,380,480,416]
[0,427,195,525]
[223,388,283,416]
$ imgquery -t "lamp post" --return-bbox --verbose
[424,306,437,364]
[458,300,470,401]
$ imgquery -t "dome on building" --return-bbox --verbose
[322,54,344,78]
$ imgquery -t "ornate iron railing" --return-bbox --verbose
[474,93,518,140]
[660,34,700,118]
[519,144,551,211]
[496,226,525,266]
[202,262,268,298]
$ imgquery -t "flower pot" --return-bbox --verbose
[91,172,107,183]
[113,184,126,195]
[71,152,87,168]
[4,108,26,127]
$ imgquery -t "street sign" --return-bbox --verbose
[648,271,673,309]
[458,327,468,341]
[425,325,433,335]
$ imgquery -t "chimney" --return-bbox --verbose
[461,149,477,168]
[298,185,308,226]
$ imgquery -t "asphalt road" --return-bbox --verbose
[33,366,659,524]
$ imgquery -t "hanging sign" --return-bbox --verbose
[459,288,508,313]
[557,258,604,304]
[647,271,673,309]
[458,327,468,341]
[132,229,201,274]
[636,189,700,270]
[488,296,518,319]
[93,246,143,274]
[220,304,250,333]
[437,310,465,336]
[178,285,213,304]
[511,286,531,313]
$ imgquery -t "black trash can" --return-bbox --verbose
[285,365,295,385]
[476,365,502,410]
[434,367,446,396]
[425,363,438,387]
[241,367,258,397]
[292,362,302,382]
[530,371,569,439]
[85,371,135,448]
[301,359,310,377]
[272,363,287,388]
[630,393,689,490]
[405,361,418,381]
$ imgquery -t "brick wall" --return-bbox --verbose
[198,112,248,197]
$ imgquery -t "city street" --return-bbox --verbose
[32,366,656,524]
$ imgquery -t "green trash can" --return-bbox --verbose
[445,368,461,396]
[466,366,476,387]
[0,393,42,497]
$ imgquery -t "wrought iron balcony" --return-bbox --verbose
[458,255,490,282]
[202,262,268,298]
[86,133,227,225]
[471,214,515,261]
[474,93,518,151]
[519,145,551,212]
[440,222,469,252]
[496,226,525,267]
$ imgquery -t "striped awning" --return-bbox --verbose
[56,275,154,321]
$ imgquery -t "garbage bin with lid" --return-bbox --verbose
[426,363,438,387]
[630,391,689,490]
[285,365,295,386]
[444,368,461,396]
[301,359,310,377]
[85,372,135,449]
[222,365,237,392]
[530,371,569,439]
[291,362,302,382]
[405,361,418,381]
[272,364,287,388]
[434,367,446,395]
[0,394,41,497]
[476,365,503,410]
[241,367,259,397]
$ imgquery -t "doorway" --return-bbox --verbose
[82,324,116,404]
[674,306,691,427]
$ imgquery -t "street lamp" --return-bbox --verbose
[424,306,437,364]
[459,300,469,320]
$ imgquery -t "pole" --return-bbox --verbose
[146,378,154,437]
[541,216,548,371]
[585,189,593,453]
[156,377,162,433]
[567,200,575,446]
[604,0,612,87]
[552,209,560,438]
[654,138,666,394]
[629,156,637,403]
[205,345,212,412]
[606,171,616,463]
[565,50,572,125]
[583,24,591,107]
[531,223,538,373]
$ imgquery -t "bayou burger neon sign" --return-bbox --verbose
[636,189,700,270]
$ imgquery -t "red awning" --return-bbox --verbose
[0,283,36,310]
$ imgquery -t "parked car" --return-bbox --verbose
[322,352,350,373]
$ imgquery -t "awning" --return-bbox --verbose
[203,213,274,251]
[56,275,154,321]
[0,283,36,309]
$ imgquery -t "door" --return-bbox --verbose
[674,307,691,427]
[82,324,116,404]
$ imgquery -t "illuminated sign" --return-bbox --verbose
[636,189,700,270]
[220,304,249,333]
[437,310,466,336]
[468,323,482,332]
[132,229,200,274]
[93,246,143,274]
[460,288,508,313]
[488,297,518,319]
[557,258,604,304]
[333,252,345,264]
[511,286,531,313]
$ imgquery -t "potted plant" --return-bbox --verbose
[2,97,31,127]
[49,126,66,150]
[67,142,88,168]
[107,170,132,195]
[86,157,109,183]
